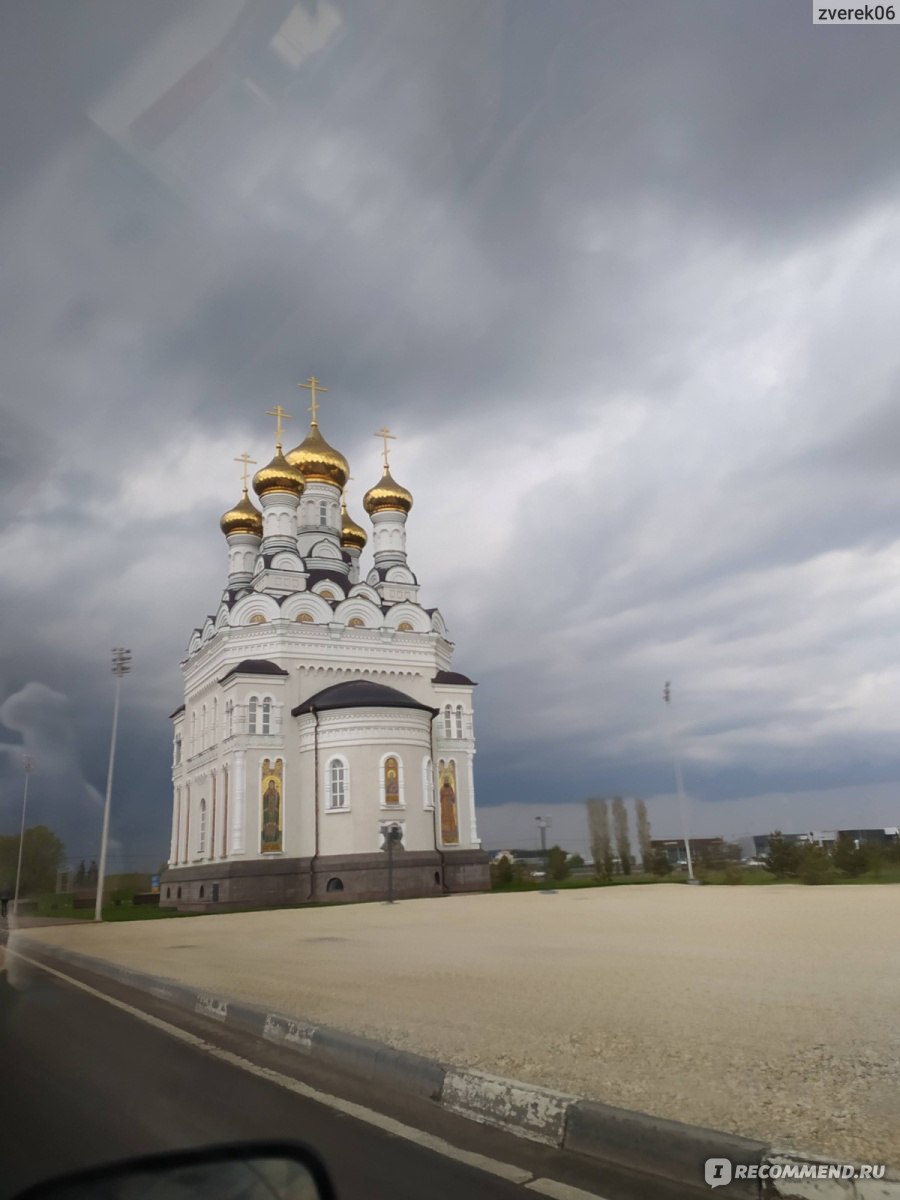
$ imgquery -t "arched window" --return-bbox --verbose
[296,612,314,623]
[248,696,258,734]
[398,621,413,631]
[261,697,271,735]
[320,589,335,601]
[174,734,182,765]
[211,698,218,744]
[319,500,328,527]
[327,757,349,809]
[443,705,453,738]
[348,616,364,627]
[455,705,464,738]
[199,799,207,855]
[201,705,207,749]
[191,712,197,754]
[326,877,344,893]
[225,701,233,738]
[249,614,267,625]
[382,755,402,806]
[423,757,434,809]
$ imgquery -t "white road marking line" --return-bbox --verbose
[8,951,535,1186]
[527,1179,611,1200]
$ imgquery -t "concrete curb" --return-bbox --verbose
[10,935,900,1198]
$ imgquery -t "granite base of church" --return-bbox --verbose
[159,850,490,911]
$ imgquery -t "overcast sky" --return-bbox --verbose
[2,0,900,872]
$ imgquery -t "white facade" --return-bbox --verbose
[167,415,481,882]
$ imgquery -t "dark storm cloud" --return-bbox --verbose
[3,0,900,862]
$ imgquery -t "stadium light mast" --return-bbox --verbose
[95,647,132,922]
[663,681,696,884]
[12,755,34,916]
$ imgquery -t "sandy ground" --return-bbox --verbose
[13,885,900,1165]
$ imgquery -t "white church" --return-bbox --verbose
[161,379,489,909]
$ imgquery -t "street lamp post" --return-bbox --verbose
[12,756,34,917]
[663,681,696,884]
[536,815,549,879]
[95,647,132,922]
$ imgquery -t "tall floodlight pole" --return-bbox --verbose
[663,682,696,883]
[12,756,34,916]
[95,648,132,922]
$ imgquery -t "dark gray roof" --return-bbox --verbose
[305,568,348,594]
[432,670,477,686]
[293,679,438,717]
[169,704,186,719]
[220,659,289,682]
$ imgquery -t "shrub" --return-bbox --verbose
[491,858,515,887]
[724,864,744,885]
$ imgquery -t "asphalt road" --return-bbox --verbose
[0,952,694,1200]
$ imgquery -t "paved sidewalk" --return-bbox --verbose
[18,884,900,1165]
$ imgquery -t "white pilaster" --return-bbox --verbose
[467,754,479,845]
[232,751,246,854]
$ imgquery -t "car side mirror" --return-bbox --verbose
[12,1141,336,1200]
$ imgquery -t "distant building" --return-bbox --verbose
[651,837,727,867]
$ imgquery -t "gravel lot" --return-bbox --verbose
[16,884,900,1165]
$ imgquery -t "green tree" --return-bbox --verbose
[798,842,832,885]
[547,845,570,881]
[865,845,884,878]
[833,833,867,878]
[0,826,66,897]
[587,797,614,881]
[612,795,633,875]
[651,847,673,876]
[635,798,653,871]
[763,831,800,879]
[568,853,585,868]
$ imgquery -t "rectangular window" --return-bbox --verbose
[330,761,346,808]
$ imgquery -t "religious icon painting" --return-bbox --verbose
[260,756,284,853]
[384,755,400,805]
[438,759,460,845]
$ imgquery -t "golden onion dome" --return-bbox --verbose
[340,497,368,550]
[219,488,263,537]
[252,447,305,498]
[363,466,413,515]
[285,422,349,489]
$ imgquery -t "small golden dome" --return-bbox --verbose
[252,447,306,498]
[340,497,368,550]
[220,489,263,537]
[363,466,413,515]
[285,422,349,489]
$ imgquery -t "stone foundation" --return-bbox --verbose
[159,849,490,912]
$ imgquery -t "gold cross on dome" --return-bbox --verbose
[234,452,256,491]
[299,375,327,426]
[266,404,292,449]
[375,427,395,469]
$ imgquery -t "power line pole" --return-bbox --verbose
[95,647,132,922]
[12,755,34,917]
[663,681,696,884]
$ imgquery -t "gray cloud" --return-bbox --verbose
[3,0,900,865]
